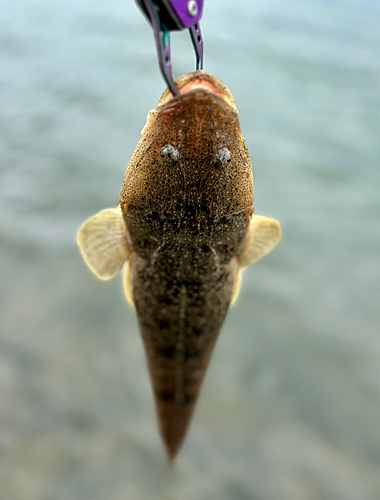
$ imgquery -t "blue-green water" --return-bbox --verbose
[1,0,380,499]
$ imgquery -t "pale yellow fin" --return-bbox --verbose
[123,262,135,308]
[231,270,242,305]
[238,215,281,268]
[77,208,131,280]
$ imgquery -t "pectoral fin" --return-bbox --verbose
[77,207,132,280]
[231,270,242,305]
[238,215,281,268]
[123,262,135,308]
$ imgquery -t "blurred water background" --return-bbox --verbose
[1,0,380,498]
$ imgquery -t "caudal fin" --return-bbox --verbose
[147,352,211,461]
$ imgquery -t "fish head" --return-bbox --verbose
[120,71,254,224]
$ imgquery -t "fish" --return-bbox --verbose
[77,70,281,460]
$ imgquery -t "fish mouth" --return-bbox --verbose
[157,70,238,112]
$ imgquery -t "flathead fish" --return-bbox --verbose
[77,70,281,459]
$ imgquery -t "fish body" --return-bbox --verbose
[78,71,281,459]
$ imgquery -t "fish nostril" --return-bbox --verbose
[160,144,179,165]
[215,147,232,168]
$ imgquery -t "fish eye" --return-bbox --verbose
[160,144,179,165]
[215,147,232,168]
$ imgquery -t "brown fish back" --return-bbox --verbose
[77,72,281,460]
[131,245,239,458]
[118,87,254,458]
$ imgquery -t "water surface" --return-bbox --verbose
[0,0,380,499]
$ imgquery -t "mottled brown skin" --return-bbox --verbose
[119,74,254,458]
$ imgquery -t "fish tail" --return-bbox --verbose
[132,258,238,459]
[150,352,210,460]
